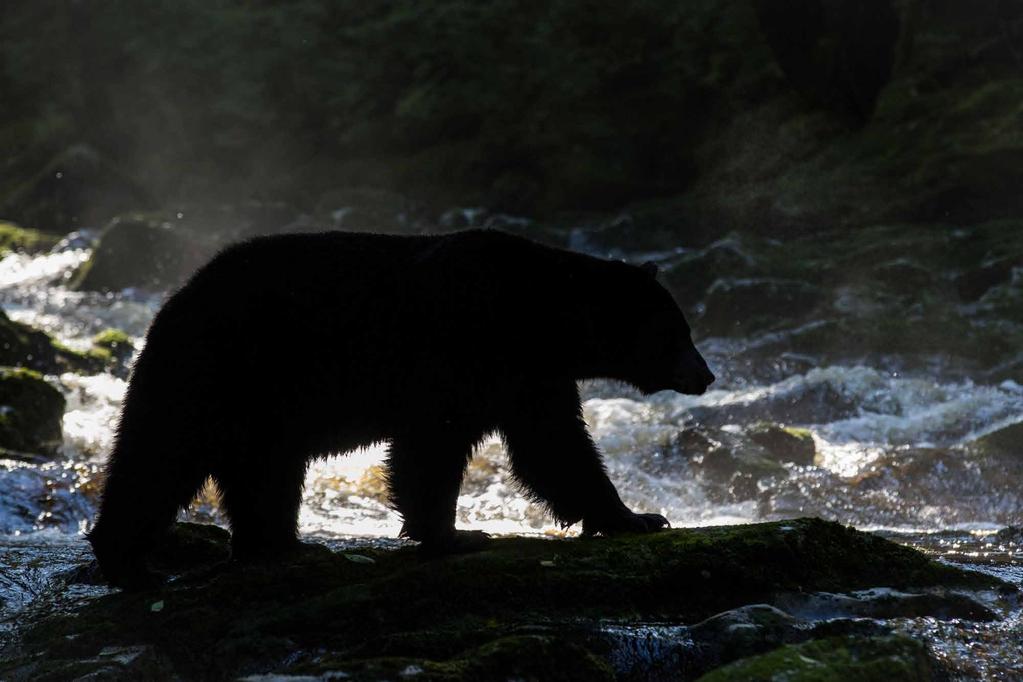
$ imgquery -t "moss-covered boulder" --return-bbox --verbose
[0,518,999,680]
[71,215,217,292]
[747,423,816,467]
[0,367,65,457]
[0,308,100,375]
[87,328,135,376]
[695,634,933,682]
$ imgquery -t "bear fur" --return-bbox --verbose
[88,229,715,589]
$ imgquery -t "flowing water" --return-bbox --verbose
[1,235,1020,678]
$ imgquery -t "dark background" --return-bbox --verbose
[2,0,1021,239]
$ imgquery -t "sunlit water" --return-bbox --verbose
[1,240,1020,677]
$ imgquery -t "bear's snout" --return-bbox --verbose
[675,350,715,395]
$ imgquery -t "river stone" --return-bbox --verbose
[687,376,858,427]
[970,421,1023,457]
[672,425,791,502]
[72,215,216,292]
[698,277,822,336]
[0,309,116,376]
[695,634,933,682]
[746,422,816,466]
[661,235,762,307]
[0,367,65,456]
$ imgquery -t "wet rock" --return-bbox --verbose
[661,235,762,308]
[0,309,115,375]
[294,635,616,682]
[71,215,217,292]
[956,255,1023,302]
[0,221,59,258]
[995,526,1023,544]
[746,422,817,466]
[775,588,997,622]
[88,328,134,377]
[0,367,65,456]
[688,605,803,666]
[1,145,155,234]
[871,258,937,295]
[695,634,933,682]
[685,438,788,502]
[970,421,1023,457]
[0,518,996,680]
[0,309,66,373]
[699,278,822,337]
[687,373,859,427]
[673,423,814,503]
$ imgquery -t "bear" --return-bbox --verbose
[88,229,715,589]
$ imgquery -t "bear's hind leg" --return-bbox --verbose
[386,430,488,554]
[213,454,308,561]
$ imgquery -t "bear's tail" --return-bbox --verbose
[88,433,207,590]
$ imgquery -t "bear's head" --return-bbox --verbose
[591,260,715,396]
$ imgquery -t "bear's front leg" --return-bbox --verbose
[500,380,669,536]
[387,430,491,555]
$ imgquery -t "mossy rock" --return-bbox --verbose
[71,215,217,292]
[0,366,65,456]
[0,221,59,258]
[747,422,817,466]
[1,518,997,680]
[695,634,933,682]
[0,308,99,375]
[86,328,135,376]
[291,635,615,681]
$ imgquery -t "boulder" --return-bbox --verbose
[71,215,217,292]
[747,422,817,466]
[699,278,822,337]
[0,367,65,457]
[695,635,933,682]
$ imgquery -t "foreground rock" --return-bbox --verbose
[696,634,933,682]
[0,518,1001,680]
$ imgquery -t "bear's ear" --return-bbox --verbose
[640,261,659,277]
